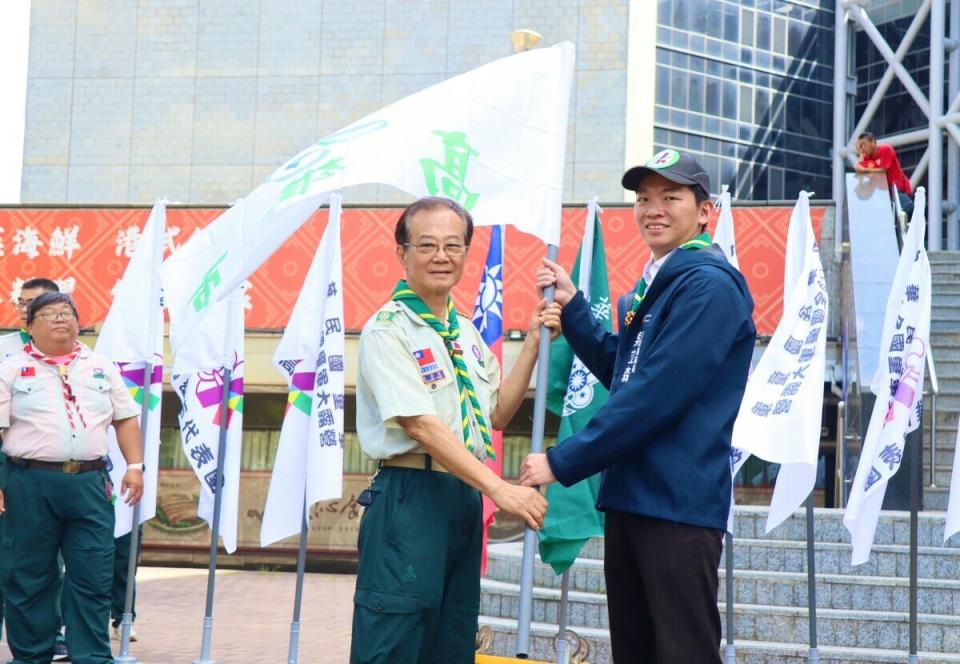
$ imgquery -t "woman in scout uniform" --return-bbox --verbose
[0,292,144,664]
[350,196,559,664]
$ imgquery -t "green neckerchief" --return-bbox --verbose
[391,280,495,461]
[626,231,712,325]
[19,329,29,345]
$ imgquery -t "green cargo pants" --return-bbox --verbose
[350,466,482,664]
[0,464,115,664]
[111,526,141,628]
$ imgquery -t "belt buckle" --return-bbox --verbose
[62,460,81,474]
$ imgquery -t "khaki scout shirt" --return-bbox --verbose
[0,347,140,461]
[0,330,26,361]
[356,299,501,461]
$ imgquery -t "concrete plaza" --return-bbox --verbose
[1,567,357,664]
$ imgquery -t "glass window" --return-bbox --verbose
[688,135,705,152]
[671,71,688,108]
[739,86,753,124]
[706,78,721,116]
[705,116,720,135]
[722,81,737,120]
[672,0,690,30]
[689,74,705,112]
[657,67,670,100]
[774,17,787,55]
[706,1,723,36]
[742,9,755,48]
[754,88,769,122]
[757,13,771,51]
[723,4,739,43]
[655,106,669,123]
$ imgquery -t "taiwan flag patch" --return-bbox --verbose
[20,366,35,377]
[413,349,435,366]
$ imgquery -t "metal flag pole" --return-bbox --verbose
[805,494,819,664]
[287,500,310,664]
[193,366,233,664]
[908,424,921,664]
[516,243,559,658]
[555,570,571,664]
[724,532,735,664]
[114,360,153,664]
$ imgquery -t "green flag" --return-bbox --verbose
[539,204,611,575]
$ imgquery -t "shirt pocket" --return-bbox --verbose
[82,376,114,416]
[11,378,47,416]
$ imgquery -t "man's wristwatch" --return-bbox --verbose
[127,463,144,471]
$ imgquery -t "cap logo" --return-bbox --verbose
[646,149,680,169]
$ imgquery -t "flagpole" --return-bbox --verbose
[724,531,735,664]
[287,500,310,664]
[194,365,233,664]
[114,360,152,664]
[555,570,571,664]
[908,425,921,664]
[805,494,819,664]
[516,243,558,658]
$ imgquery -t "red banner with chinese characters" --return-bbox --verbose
[0,205,823,336]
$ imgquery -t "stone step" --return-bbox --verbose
[927,486,951,511]
[477,617,960,664]
[479,579,960,652]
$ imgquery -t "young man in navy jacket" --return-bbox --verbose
[522,149,756,663]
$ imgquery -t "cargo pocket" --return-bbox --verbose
[351,588,422,664]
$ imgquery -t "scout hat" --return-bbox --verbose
[621,149,710,197]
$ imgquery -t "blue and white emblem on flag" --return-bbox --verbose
[472,226,504,344]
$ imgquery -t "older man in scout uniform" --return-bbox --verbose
[524,150,756,663]
[350,196,556,664]
[0,292,144,664]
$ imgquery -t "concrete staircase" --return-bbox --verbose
[479,507,960,663]
[925,251,960,510]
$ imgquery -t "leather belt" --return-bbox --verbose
[7,457,106,474]
[380,453,449,474]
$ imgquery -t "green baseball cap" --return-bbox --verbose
[622,149,711,197]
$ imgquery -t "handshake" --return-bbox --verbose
[490,453,558,532]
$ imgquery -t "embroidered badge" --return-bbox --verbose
[413,348,435,366]
[471,344,484,367]
[450,340,464,355]
[376,311,395,322]
[20,366,35,377]
[93,368,105,379]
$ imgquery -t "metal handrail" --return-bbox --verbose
[836,400,846,507]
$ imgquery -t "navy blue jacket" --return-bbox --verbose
[546,245,756,531]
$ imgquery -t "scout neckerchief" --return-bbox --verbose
[391,280,496,461]
[24,341,88,430]
[18,329,29,346]
[624,231,712,327]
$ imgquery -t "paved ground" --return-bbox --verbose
[1,567,357,663]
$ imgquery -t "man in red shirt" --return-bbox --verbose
[855,131,914,216]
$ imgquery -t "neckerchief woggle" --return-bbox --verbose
[624,231,712,326]
[391,280,495,461]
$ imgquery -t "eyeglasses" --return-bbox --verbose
[402,242,468,257]
[36,310,76,322]
[15,299,34,310]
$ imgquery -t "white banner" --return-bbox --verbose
[170,292,245,554]
[261,195,345,547]
[944,416,960,543]
[714,184,739,269]
[844,188,932,565]
[95,200,166,537]
[160,42,575,358]
[732,191,828,532]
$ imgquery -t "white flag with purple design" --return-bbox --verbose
[169,292,245,554]
[844,188,931,565]
[261,195,345,547]
[732,191,828,532]
[96,200,166,537]
[160,42,574,358]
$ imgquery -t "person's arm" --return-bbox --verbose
[521,269,753,488]
[537,258,620,388]
[489,299,561,430]
[114,416,144,506]
[855,164,886,174]
[396,414,546,529]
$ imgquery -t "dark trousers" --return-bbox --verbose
[0,465,115,664]
[111,526,142,628]
[350,467,482,664]
[604,511,724,664]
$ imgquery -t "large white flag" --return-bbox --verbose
[169,291,245,554]
[96,200,166,537]
[714,184,739,269]
[944,416,960,543]
[732,191,828,532]
[160,42,574,357]
[844,188,931,565]
[261,195,345,547]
